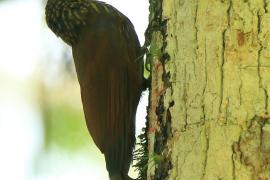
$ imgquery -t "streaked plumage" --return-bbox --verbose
[45,1,144,179]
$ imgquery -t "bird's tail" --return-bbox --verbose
[104,69,140,178]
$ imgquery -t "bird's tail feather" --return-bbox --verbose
[105,69,138,177]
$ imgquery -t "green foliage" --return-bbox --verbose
[44,102,90,151]
[133,127,149,180]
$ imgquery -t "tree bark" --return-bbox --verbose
[146,0,270,179]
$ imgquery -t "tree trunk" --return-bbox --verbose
[146,0,270,179]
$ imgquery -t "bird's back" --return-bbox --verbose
[72,3,143,177]
[46,0,144,178]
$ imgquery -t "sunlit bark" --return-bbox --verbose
[147,0,270,179]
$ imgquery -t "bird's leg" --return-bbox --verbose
[135,43,150,71]
[136,46,150,71]
[134,46,150,91]
[143,46,151,90]
[142,46,151,73]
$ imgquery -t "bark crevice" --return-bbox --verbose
[257,9,269,114]
[202,130,209,179]
[219,0,232,114]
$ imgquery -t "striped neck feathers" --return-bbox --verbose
[45,0,124,46]
[45,0,94,45]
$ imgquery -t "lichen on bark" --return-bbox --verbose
[147,0,270,179]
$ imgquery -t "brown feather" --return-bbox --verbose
[45,0,144,179]
[72,12,143,177]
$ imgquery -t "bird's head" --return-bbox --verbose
[45,0,90,45]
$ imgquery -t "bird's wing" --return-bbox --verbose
[72,13,143,174]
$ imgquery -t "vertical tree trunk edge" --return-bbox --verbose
[145,0,270,180]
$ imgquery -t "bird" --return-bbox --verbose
[45,0,145,180]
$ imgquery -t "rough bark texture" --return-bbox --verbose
[147,0,270,179]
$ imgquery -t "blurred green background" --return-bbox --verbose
[0,0,148,179]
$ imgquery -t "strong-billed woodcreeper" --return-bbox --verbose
[45,1,145,179]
